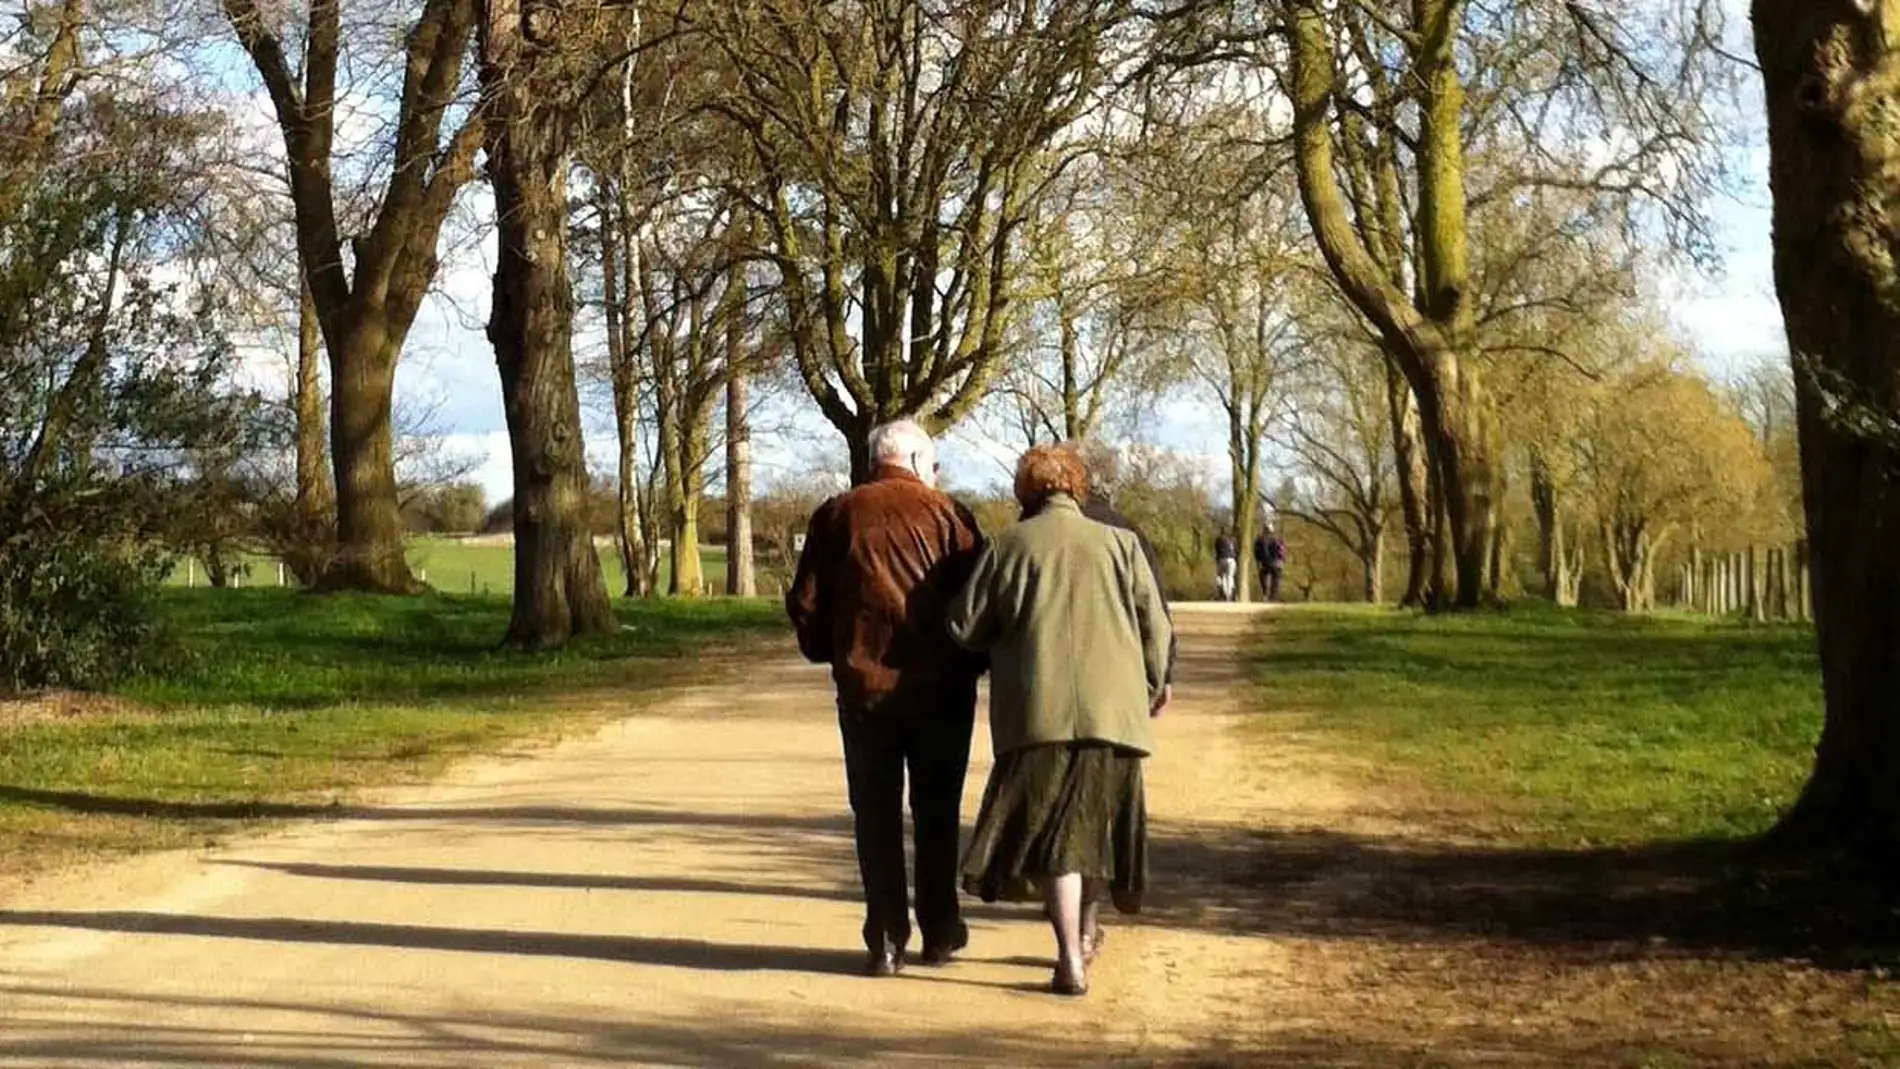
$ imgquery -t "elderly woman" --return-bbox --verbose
[947,444,1174,996]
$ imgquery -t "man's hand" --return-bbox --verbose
[1150,685,1172,718]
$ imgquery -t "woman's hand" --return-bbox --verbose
[1150,685,1172,718]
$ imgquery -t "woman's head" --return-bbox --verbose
[1013,444,1090,511]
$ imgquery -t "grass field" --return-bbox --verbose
[0,590,784,876]
[1250,605,1824,847]
[164,539,732,597]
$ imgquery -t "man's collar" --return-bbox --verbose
[870,463,923,485]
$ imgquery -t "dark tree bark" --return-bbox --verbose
[1755,0,1900,863]
[222,0,481,594]
[478,0,614,648]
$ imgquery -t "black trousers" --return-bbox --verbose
[1264,566,1284,602]
[838,686,975,954]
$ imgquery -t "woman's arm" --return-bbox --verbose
[1127,535,1175,701]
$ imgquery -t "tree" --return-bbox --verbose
[220,0,484,593]
[0,60,267,686]
[1753,0,1900,861]
[697,0,1138,480]
[1576,361,1767,613]
[1272,338,1396,604]
[989,154,1170,447]
[1164,151,1305,604]
[1274,0,1729,608]
[475,0,614,646]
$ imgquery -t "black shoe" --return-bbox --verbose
[919,937,972,972]
[863,948,905,978]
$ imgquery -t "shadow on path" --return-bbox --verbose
[0,910,864,976]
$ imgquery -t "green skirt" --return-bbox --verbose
[960,741,1148,914]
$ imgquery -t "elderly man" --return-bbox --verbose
[787,420,987,977]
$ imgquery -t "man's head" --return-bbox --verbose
[868,419,939,487]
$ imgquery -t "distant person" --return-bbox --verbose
[949,444,1173,998]
[786,420,986,977]
[1253,526,1288,603]
[1214,531,1239,601]
[1070,440,1178,688]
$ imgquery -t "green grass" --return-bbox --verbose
[0,589,784,873]
[1250,604,1824,847]
[164,538,731,597]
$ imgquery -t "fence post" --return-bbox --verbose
[1796,540,1812,622]
[277,561,286,587]
[470,570,478,595]
[1749,546,1765,622]
[186,559,195,589]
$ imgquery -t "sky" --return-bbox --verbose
[285,6,1787,506]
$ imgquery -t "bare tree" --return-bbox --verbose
[220,0,484,593]
[695,0,1138,480]
[1272,338,1396,603]
[1164,171,1306,604]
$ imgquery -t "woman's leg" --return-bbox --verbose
[1044,873,1087,992]
[1080,880,1106,962]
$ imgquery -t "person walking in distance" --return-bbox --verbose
[786,421,987,977]
[1253,525,1288,603]
[1214,530,1239,601]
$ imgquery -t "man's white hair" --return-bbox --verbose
[868,419,936,476]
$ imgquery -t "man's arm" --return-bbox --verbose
[947,542,1000,652]
[785,501,836,665]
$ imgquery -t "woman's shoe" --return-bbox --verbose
[1081,924,1106,965]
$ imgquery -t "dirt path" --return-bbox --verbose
[1,607,1891,1067]
[0,607,1282,1067]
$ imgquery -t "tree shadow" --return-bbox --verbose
[0,910,866,976]
[0,981,1772,1067]
[0,785,854,831]
[212,859,870,905]
[1144,821,1900,971]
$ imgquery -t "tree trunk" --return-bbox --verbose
[1229,411,1261,604]
[1419,353,1500,610]
[846,422,874,486]
[295,271,332,523]
[599,183,648,598]
[1387,354,1432,608]
[1426,459,1452,611]
[320,322,420,593]
[1363,526,1384,604]
[1530,455,1573,606]
[726,263,757,598]
[479,0,614,648]
[1756,1,1900,862]
[667,296,707,598]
